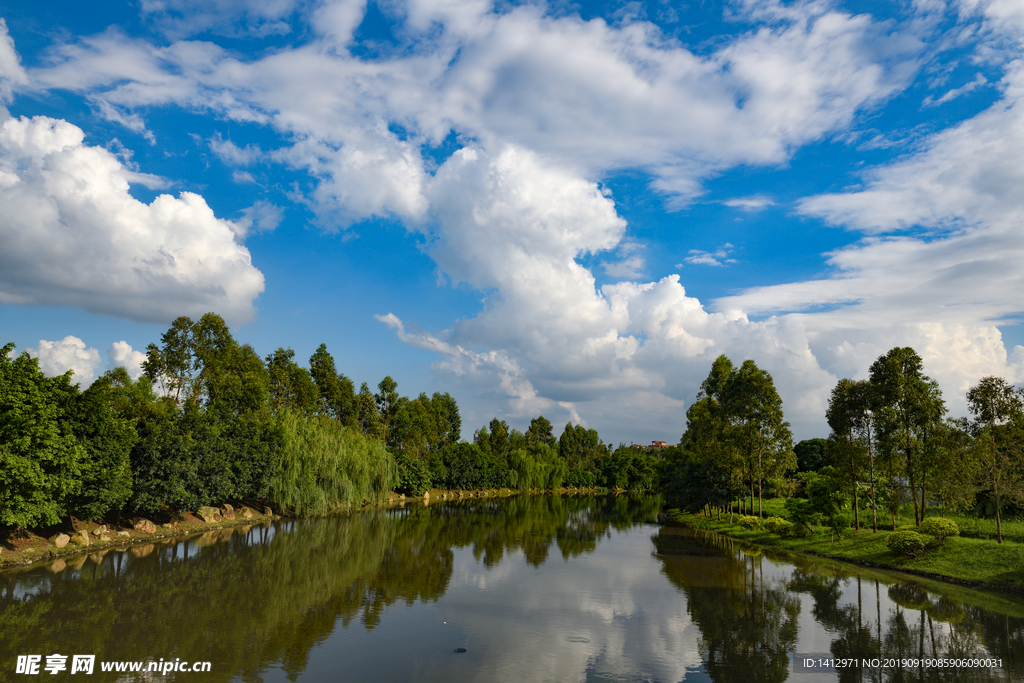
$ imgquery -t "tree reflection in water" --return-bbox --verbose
[652,525,1024,683]
[0,494,661,682]
[2,498,1022,683]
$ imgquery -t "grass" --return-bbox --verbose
[752,497,1024,544]
[665,500,1024,595]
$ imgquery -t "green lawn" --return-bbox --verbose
[665,500,1024,594]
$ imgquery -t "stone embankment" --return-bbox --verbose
[0,504,277,569]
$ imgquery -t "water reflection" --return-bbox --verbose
[1,496,1022,683]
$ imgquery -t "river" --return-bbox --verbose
[2,494,1022,682]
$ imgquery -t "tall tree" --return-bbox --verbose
[526,416,556,449]
[966,376,1024,543]
[142,313,236,409]
[723,359,795,517]
[67,369,138,520]
[375,376,400,445]
[357,383,383,440]
[826,379,874,531]
[309,344,357,426]
[265,348,318,414]
[869,348,945,526]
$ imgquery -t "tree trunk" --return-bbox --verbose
[907,448,920,526]
[757,445,763,518]
[995,484,1003,544]
[869,445,877,532]
[850,446,859,531]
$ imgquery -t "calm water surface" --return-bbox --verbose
[2,494,1023,682]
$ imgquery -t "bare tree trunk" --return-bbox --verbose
[869,441,877,532]
[907,447,920,526]
[995,484,1003,544]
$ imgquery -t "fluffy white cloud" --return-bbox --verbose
[28,0,920,215]
[107,341,147,379]
[374,146,846,438]
[0,114,265,323]
[28,336,101,386]
[14,0,1020,440]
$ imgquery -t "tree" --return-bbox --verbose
[66,369,138,520]
[679,356,742,516]
[357,383,383,440]
[309,344,357,426]
[794,438,828,473]
[0,345,84,528]
[826,379,873,531]
[526,416,556,449]
[869,347,945,526]
[375,376,400,446]
[142,313,236,409]
[266,348,318,414]
[966,376,1024,543]
[723,359,795,517]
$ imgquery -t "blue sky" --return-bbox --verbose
[2,0,1023,444]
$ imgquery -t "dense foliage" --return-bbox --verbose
[1,313,657,529]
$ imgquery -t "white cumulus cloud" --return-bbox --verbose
[28,336,102,386]
[0,114,265,323]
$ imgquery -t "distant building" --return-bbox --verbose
[648,441,667,450]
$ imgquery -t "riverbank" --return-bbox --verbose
[0,505,276,569]
[662,509,1024,594]
[0,487,616,569]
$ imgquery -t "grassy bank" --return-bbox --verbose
[663,504,1024,594]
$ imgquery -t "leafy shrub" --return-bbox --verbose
[764,516,795,536]
[919,517,959,545]
[736,515,761,530]
[886,530,929,558]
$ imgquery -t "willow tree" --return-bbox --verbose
[967,376,1024,543]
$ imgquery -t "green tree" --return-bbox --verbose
[869,347,946,526]
[142,313,236,409]
[357,383,383,440]
[526,416,555,449]
[794,438,828,473]
[66,369,138,520]
[826,379,873,531]
[266,348,318,414]
[723,359,795,517]
[375,376,400,446]
[308,344,357,426]
[967,376,1024,543]
[0,345,84,528]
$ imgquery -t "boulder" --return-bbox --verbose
[73,530,91,547]
[197,507,222,524]
[423,490,430,499]
[239,507,255,519]
[92,525,108,536]
[117,531,131,537]
[129,544,154,558]
[133,518,157,534]
[221,504,236,521]
[263,506,273,517]
[50,533,71,549]
[162,523,175,530]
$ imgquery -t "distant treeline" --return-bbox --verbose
[661,348,1024,543]
[0,313,661,529]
